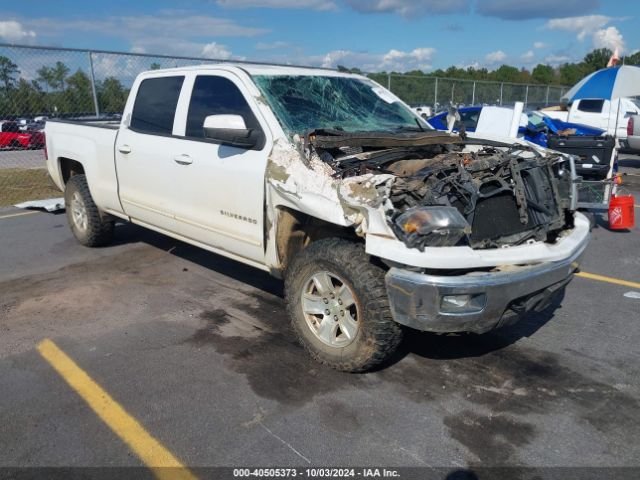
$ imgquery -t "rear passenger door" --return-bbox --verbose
[115,74,185,234]
[168,71,272,263]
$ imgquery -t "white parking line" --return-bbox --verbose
[0,210,40,220]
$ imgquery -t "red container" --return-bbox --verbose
[608,194,635,230]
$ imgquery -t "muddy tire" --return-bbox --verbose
[65,174,114,247]
[285,238,403,372]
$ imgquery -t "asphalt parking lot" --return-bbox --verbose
[0,159,639,478]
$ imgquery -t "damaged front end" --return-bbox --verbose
[306,129,575,252]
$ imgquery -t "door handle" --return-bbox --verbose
[173,154,193,165]
[118,144,131,154]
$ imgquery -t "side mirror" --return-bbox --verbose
[203,114,264,150]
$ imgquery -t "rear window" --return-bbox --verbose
[131,76,184,135]
[577,99,604,113]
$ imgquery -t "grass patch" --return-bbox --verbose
[0,168,62,207]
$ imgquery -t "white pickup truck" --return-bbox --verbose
[542,97,640,151]
[45,64,590,371]
[627,115,640,151]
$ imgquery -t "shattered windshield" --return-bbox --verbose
[253,75,423,135]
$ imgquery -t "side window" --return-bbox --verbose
[131,76,184,135]
[459,110,480,129]
[185,75,261,138]
[577,99,604,113]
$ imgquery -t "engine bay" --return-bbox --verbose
[306,130,574,251]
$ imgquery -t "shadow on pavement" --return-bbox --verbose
[109,220,283,297]
[108,220,565,369]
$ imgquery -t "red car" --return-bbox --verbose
[0,120,45,149]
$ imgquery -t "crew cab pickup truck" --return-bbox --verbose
[45,65,590,372]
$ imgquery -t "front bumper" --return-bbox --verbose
[385,231,589,334]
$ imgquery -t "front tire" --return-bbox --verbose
[65,174,114,247]
[285,238,403,372]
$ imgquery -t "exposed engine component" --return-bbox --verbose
[307,130,574,251]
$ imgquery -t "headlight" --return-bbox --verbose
[393,206,471,250]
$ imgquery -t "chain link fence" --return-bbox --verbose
[0,43,568,207]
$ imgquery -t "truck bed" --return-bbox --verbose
[47,118,121,130]
[45,118,123,216]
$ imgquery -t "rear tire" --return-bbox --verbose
[65,174,114,247]
[285,238,403,372]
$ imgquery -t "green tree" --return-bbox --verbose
[51,61,70,92]
[558,62,592,86]
[532,64,555,84]
[36,66,55,92]
[11,78,46,116]
[66,69,94,114]
[490,65,522,83]
[0,56,19,91]
[584,48,612,71]
[98,76,127,113]
[150,62,161,70]
[623,51,640,65]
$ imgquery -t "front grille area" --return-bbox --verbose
[470,165,561,248]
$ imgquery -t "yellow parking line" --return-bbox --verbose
[37,339,197,480]
[0,210,40,220]
[576,271,640,290]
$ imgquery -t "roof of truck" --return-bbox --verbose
[145,63,362,78]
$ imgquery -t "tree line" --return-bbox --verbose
[352,48,640,105]
[341,48,640,85]
[0,56,129,118]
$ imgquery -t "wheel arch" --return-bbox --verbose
[273,206,360,274]
[58,157,85,184]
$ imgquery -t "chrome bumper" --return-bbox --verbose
[385,233,589,334]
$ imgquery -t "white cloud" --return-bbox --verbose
[92,55,120,78]
[545,15,627,54]
[545,15,612,42]
[457,61,481,70]
[485,50,506,64]
[347,0,469,17]
[533,42,547,49]
[0,20,36,43]
[544,54,572,65]
[381,48,436,70]
[217,0,337,10]
[202,42,232,59]
[318,47,436,72]
[592,26,625,53]
[521,50,535,62]
[21,13,266,59]
[255,41,292,50]
[28,14,267,40]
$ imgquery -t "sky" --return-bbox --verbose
[1,0,638,73]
